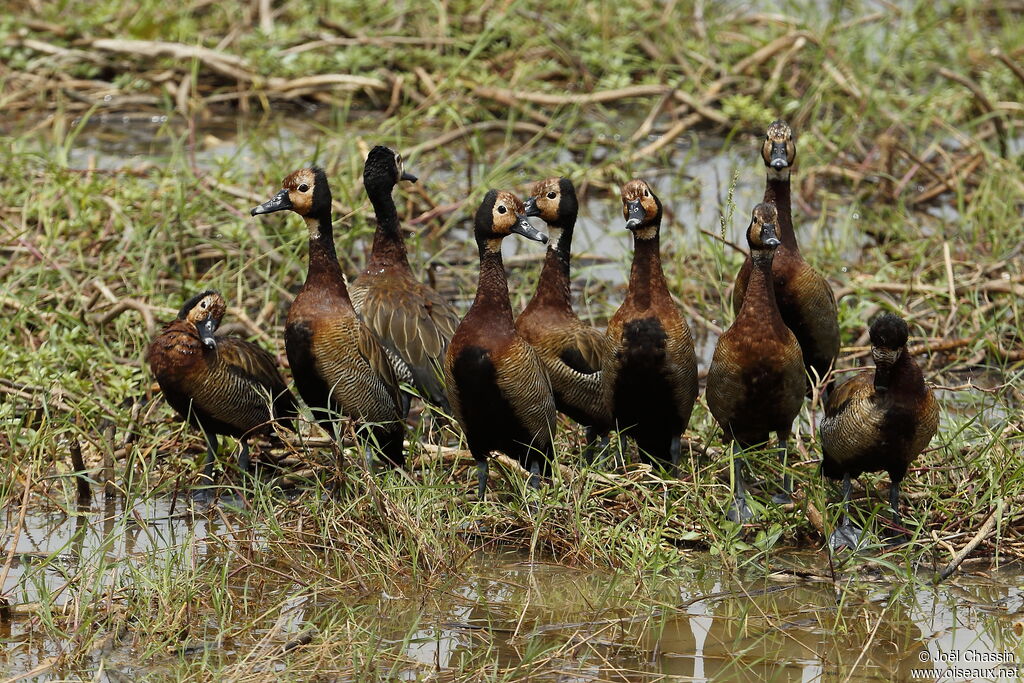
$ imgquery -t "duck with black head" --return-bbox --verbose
[602,179,698,470]
[147,290,297,485]
[349,146,460,411]
[708,202,805,522]
[732,120,840,395]
[516,177,612,457]
[445,190,557,499]
[820,313,939,549]
[252,167,408,469]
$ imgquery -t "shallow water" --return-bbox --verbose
[3,500,1023,680]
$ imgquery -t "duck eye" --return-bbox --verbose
[200,301,207,309]
[497,205,507,214]
[643,189,650,198]
[546,191,556,200]
[298,184,309,193]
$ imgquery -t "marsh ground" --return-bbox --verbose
[1,0,1023,680]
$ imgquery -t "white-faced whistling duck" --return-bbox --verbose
[349,146,460,410]
[515,177,612,457]
[251,167,408,468]
[602,179,698,470]
[820,313,938,549]
[147,290,296,482]
[444,190,557,499]
[732,120,840,394]
[707,203,805,522]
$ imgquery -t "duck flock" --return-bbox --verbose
[146,120,939,548]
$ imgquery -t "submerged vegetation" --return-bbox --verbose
[1,0,1023,679]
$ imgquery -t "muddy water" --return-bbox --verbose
[3,501,1023,680]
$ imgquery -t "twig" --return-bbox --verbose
[69,439,92,502]
[938,67,1008,157]
[936,500,1003,583]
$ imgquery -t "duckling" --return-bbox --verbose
[732,120,839,393]
[252,167,408,467]
[349,146,460,410]
[603,180,698,469]
[515,177,612,453]
[707,203,805,522]
[147,290,297,482]
[444,190,556,499]
[820,313,938,549]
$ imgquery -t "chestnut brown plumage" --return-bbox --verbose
[444,190,556,498]
[820,313,938,548]
[515,178,611,451]
[252,167,407,467]
[349,146,459,410]
[732,120,839,392]
[147,290,296,481]
[707,203,805,522]
[602,179,698,469]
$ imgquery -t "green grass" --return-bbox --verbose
[1,0,1023,679]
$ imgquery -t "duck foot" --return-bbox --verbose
[829,522,864,551]
[726,496,755,523]
[771,492,793,505]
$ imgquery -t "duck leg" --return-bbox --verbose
[669,435,682,478]
[829,472,863,550]
[582,426,609,465]
[528,459,541,490]
[771,431,793,505]
[237,440,251,475]
[474,453,489,500]
[200,432,219,484]
[726,442,754,523]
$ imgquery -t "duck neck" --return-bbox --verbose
[625,231,667,310]
[886,351,928,398]
[764,175,799,252]
[366,181,410,271]
[305,214,350,300]
[531,222,574,311]
[739,252,782,323]
[467,240,515,333]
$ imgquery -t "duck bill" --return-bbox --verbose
[872,348,899,392]
[251,189,292,216]
[769,143,790,170]
[401,171,418,183]
[511,215,548,243]
[197,318,218,349]
[625,200,644,230]
[523,196,541,218]
[762,221,781,248]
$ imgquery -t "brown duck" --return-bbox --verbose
[603,179,698,469]
[444,190,556,498]
[732,120,839,392]
[147,290,296,481]
[820,313,939,548]
[515,177,612,452]
[349,146,460,410]
[707,203,805,522]
[252,167,408,467]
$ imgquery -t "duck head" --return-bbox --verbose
[251,167,332,237]
[746,202,781,265]
[761,120,796,180]
[363,145,417,194]
[179,289,226,350]
[525,177,577,247]
[869,313,909,393]
[474,190,548,253]
[621,179,662,240]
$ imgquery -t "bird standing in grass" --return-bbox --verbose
[707,203,805,522]
[515,177,612,456]
[252,167,408,468]
[147,290,296,483]
[445,190,556,499]
[732,120,839,394]
[820,313,939,549]
[349,146,460,411]
[602,179,698,470]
